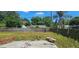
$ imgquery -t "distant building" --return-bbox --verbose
[21,20,27,29]
[21,25,27,29]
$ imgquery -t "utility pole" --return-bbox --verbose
[67,16,72,36]
[51,11,53,27]
[51,11,53,21]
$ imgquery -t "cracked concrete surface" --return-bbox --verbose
[0,40,57,48]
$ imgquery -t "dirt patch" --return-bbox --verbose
[0,36,16,45]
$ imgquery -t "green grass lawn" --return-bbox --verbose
[0,32,79,48]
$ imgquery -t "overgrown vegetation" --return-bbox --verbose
[69,16,79,25]
[50,28,79,41]
[0,32,79,48]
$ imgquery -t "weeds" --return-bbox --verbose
[0,32,79,48]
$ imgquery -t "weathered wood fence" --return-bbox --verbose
[0,28,49,32]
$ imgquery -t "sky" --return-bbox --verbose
[17,11,55,21]
[17,11,79,21]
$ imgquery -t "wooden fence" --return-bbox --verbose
[0,28,49,32]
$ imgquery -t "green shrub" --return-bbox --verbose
[5,19,21,28]
[35,25,39,28]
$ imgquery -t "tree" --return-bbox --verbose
[53,11,65,29]
[69,17,79,25]
[56,11,65,29]
[23,18,31,26]
[64,15,72,25]
[31,16,44,25]
[4,11,22,28]
[0,15,4,21]
[64,15,72,36]
[5,16,21,28]
[53,15,59,28]
[43,17,52,27]
[0,11,22,28]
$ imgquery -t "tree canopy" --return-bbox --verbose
[43,17,52,27]
[69,17,79,25]
[23,18,31,26]
[31,16,52,27]
[31,16,44,25]
[0,11,21,28]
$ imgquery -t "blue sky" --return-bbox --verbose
[17,11,54,21]
[17,11,79,21]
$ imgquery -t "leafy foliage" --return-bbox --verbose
[43,17,52,27]
[69,17,79,25]
[5,19,21,28]
[23,18,31,26]
[31,16,44,25]
[31,16,52,27]
[0,11,21,28]
[55,11,65,29]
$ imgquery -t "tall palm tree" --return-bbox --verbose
[56,11,65,29]
[53,15,58,28]
[64,15,72,36]
[53,15,59,33]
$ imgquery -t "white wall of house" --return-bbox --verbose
[21,25,27,29]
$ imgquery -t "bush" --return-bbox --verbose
[35,25,39,28]
[5,19,21,28]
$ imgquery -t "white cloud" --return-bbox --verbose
[36,12,44,15]
[23,11,29,13]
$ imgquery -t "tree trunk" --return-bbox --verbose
[59,17,64,29]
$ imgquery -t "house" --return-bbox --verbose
[21,25,27,29]
[21,20,27,29]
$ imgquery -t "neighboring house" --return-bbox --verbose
[21,25,27,29]
[21,20,27,29]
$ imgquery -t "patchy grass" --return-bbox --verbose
[0,32,79,48]
[51,33,79,48]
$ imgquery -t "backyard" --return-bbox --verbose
[0,32,79,48]
[0,11,79,48]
